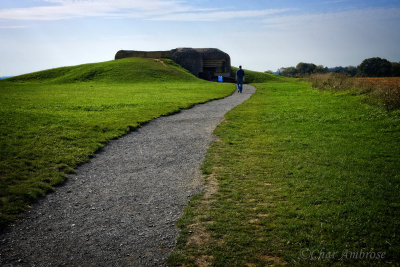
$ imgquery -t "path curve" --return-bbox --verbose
[0,85,256,266]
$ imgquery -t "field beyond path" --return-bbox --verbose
[0,85,255,265]
[169,79,400,265]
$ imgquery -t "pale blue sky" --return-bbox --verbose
[1,0,399,76]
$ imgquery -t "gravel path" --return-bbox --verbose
[0,85,255,266]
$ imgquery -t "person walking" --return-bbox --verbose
[236,65,245,93]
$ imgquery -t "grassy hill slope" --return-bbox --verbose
[8,57,198,84]
[231,66,283,83]
[0,58,234,228]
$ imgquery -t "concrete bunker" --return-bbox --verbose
[115,48,231,81]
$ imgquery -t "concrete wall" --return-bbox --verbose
[114,48,231,81]
[115,50,172,60]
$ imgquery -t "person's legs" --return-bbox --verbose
[239,80,243,93]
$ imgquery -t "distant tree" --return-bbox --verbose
[278,66,297,77]
[331,66,345,73]
[264,70,274,74]
[346,66,357,76]
[358,57,392,77]
[314,65,329,74]
[331,66,357,76]
[296,62,316,75]
[391,62,400,77]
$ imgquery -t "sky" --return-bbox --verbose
[0,0,400,76]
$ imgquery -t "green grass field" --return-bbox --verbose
[168,74,400,265]
[0,57,234,228]
[2,59,399,264]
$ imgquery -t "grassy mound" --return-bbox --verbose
[231,66,282,83]
[8,57,198,84]
[0,58,234,229]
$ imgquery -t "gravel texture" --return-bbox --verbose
[0,85,255,266]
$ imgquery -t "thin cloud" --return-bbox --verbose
[258,7,400,68]
[150,9,290,21]
[323,0,348,4]
[0,0,191,21]
[262,7,400,30]
[0,0,289,22]
[0,25,27,29]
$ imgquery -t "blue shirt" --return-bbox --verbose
[236,69,245,81]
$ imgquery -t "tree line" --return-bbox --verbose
[277,57,400,77]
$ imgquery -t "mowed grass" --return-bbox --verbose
[0,57,234,228]
[168,76,400,265]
